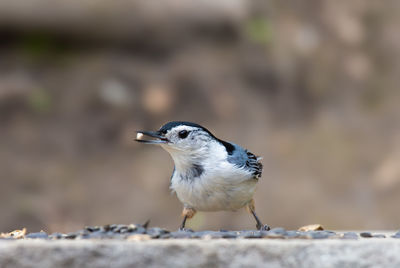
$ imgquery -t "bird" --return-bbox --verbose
[135,121,269,231]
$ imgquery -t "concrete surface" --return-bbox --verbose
[1,239,400,268]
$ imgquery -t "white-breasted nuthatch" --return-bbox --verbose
[136,121,269,230]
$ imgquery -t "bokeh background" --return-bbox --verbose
[1,0,399,233]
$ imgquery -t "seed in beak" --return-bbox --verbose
[136,132,144,140]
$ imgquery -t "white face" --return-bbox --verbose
[161,126,211,153]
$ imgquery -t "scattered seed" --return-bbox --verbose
[360,232,373,238]
[341,232,358,240]
[6,223,396,241]
[373,234,386,238]
[392,231,400,238]
[25,232,49,239]
[298,224,324,232]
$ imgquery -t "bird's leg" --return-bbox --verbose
[179,207,196,231]
[246,199,270,231]
[180,215,188,230]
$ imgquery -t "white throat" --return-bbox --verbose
[161,145,206,173]
[161,139,228,174]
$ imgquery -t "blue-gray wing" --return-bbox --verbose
[226,143,263,179]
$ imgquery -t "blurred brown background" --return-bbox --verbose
[0,0,399,233]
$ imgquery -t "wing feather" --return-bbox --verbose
[226,143,263,179]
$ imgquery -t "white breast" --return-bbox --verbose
[169,146,258,211]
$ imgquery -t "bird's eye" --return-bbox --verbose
[178,130,189,139]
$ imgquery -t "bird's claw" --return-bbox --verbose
[257,224,271,231]
[179,228,193,232]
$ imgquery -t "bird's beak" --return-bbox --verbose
[135,131,168,144]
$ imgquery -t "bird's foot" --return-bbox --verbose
[178,228,193,232]
[257,224,271,231]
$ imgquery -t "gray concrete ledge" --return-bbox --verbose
[1,239,400,268]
